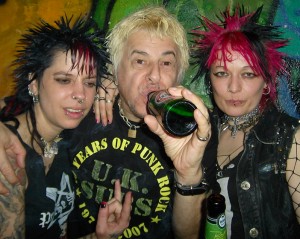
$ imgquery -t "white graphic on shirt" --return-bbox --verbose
[39,172,74,235]
[218,177,232,239]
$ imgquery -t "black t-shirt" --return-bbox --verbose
[67,105,175,239]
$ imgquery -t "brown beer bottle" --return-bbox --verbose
[147,90,197,137]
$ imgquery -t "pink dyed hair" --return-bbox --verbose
[191,6,288,106]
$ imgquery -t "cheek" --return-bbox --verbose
[84,89,96,108]
[86,97,95,110]
[254,89,264,103]
[246,83,264,98]
[40,90,61,105]
[211,81,226,96]
[159,71,178,87]
[117,67,136,86]
[161,77,177,88]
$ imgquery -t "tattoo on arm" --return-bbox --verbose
[0,171,26,238]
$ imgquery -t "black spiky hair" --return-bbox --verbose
[14,14,110,89]
[3,14,110,117]
[0,15,110,151]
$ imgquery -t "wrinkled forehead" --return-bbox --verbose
[124,30,179,58]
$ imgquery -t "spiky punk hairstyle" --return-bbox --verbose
[191,6,288,105]
[0,15,110,151]
[4,15,110,117]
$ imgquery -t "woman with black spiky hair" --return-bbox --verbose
[0,16,131,239]
[191,5,300,239]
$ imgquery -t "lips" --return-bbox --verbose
[226,100,244,106]
[141,88,160,104]
[65,108,84,118]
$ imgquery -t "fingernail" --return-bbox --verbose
[100,202,107,208]
[96,119,100,124]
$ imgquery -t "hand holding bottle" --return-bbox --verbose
[147,90,197,137]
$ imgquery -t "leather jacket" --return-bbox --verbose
[207,104,300,239]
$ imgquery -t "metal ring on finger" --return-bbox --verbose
[105,99,113,103]
[94,94,105,102]
[196,133,210,142]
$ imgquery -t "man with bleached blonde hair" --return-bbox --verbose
[0,5,211,239]
[107,6,190,84]
[68,5,210,238]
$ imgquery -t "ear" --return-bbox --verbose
[28,73,38,95]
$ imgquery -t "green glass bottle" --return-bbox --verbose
[147,90,197,137]
[205,193,227,239]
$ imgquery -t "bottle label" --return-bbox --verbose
[147,90,174,116]
[153,90,174,103]
[147,90,197,136]
[205,214,227,239]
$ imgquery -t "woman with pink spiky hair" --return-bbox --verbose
[192,5,300,239]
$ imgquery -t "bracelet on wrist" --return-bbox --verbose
[173,170,208,196]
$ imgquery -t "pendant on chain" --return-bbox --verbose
[128,127,137,138]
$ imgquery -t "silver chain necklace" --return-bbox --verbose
[221,107,260,138]
[118,99,141,138]
[40,135,62,158]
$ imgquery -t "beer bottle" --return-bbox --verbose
[147,90,197,137]
[205,193,227,239]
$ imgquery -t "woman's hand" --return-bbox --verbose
[95,179,132,239]
[94,79,118,126]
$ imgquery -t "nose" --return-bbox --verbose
[227,74,241,93]
[72,81,86,104]
[148,63,160,84]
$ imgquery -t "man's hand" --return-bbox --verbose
[0,122,26,194]
[144,86,211,239]
[144,86,211,184]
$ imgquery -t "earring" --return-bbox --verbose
[28,87,39,103]
[263,85,270,95]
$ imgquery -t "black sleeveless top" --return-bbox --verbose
[6,125,75,239]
